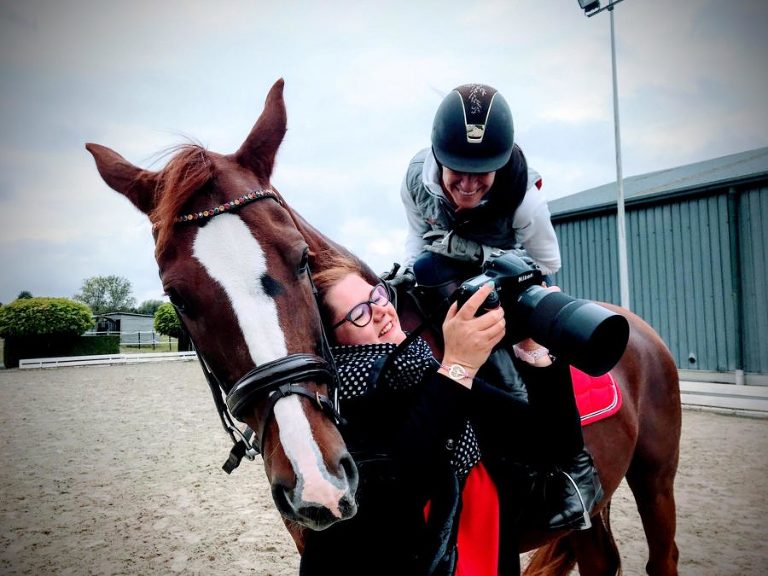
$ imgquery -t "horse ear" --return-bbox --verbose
[234,78,287,180]
[85,143,158,215]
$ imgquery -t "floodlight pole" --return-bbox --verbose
[583,0,630,310]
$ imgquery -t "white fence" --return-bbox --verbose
[19,351,197,369]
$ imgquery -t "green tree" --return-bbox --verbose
[0,297,94,338]
[154,303,181,337]
[74,275,136,315]
[17,291,33,299]
[154,303,192,351]
[137,299,164,316]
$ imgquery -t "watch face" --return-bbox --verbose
[448,364,467,380]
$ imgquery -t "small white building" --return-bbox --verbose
[93,312,156,344]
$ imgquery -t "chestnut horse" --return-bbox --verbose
[87,79,681,574]
[87,79,367,548]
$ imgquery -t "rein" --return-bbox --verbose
[172,188,343,473]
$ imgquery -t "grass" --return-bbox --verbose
[119,337,179,354]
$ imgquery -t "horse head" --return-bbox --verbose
[86,79,358,534]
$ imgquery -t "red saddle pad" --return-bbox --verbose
[570,367,622,426]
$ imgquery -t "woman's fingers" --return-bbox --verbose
[456,282,495,318]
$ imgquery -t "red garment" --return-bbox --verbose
[456,462,500,575]
[425,462,500,575]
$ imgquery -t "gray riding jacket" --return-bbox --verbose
[400,148,561,275]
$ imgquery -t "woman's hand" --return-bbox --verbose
[439,282,505,383]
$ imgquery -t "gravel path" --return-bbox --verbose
[1,361,767,575]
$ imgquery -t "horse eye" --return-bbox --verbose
[165,289,187,313]
[297,248,309,274]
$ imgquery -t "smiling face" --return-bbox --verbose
[441,166,496,211]
[327,273,407,346]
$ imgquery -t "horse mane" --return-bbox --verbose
[150,144,215,257]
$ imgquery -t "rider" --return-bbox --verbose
[394,82,561,389]
[392,83,600,538]
[399,82,561,285]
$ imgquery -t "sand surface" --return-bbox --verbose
[1,361,767,575]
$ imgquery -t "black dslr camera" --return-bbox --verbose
[455,252,629,376]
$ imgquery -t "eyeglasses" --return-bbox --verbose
[331,283,390,330]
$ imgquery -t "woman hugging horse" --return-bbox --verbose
[302,252,602,576]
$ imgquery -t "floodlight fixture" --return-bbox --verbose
[579,0,601,13]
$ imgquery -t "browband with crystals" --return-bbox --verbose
[174,188,280,224]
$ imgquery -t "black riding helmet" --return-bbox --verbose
[431,84,514,174]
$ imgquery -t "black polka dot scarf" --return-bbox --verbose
[330,336,481,479]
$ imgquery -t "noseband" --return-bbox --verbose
[173,188,342,473]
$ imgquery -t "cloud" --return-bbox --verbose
[1,0,767,306]
[334,218,409,273]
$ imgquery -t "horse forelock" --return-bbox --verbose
[151,144,215,258]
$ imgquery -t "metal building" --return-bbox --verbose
[548,147,768,390]
[93,312,156,345]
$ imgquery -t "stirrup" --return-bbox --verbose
[560,470,593,530]
[543,465,604,531]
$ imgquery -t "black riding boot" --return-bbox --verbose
[543,448,604,530]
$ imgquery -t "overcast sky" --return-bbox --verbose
[1,0,767,306]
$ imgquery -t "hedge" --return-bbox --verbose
[0,297,101,368]
[0,297,94,338]
[2,334,120,368]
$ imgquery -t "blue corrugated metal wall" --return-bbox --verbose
[740,186,768,374]
[552,184,767,376]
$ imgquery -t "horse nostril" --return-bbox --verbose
[340,451,359,493]
[271,480,293,513]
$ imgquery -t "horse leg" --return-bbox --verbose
[567,503,622,576]
[625,456,679,575]
[623,355,681,575]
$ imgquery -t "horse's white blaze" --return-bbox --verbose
[192,213,287,364]
[192,214,346,513]
[274,396,346,517]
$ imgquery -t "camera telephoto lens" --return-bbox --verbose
[454,250,630,375]
[515,287,629,376]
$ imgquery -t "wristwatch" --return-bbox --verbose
[441,363,472,383]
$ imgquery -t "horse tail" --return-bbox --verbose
[523,503,623,576]
[522,536,575,576]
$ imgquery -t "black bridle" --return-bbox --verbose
[172,189,343,473]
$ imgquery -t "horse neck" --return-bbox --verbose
[285,196,444,355]
[288,205,378,280]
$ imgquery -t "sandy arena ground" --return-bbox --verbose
[1,360,767,575]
